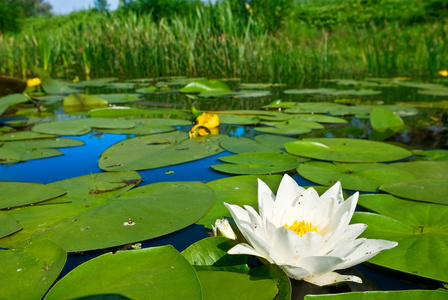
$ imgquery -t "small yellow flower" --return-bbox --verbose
[189,113,220,138]
[27,78,41,87]
[438,70,448,77]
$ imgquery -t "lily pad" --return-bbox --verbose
[219,136,286,154]
[0,181,66,209]
[370,106,404,133]
[0,212,22,238]
[379,179,448,205]
[69,77,118,88]
[412,149,448,161]
[197,175,282,228]
[87,107,190,119]
[0,171,142,250]
[0,131,56,141]
[42,181,215,252]
[45,245,202,300]
[285,138,412,162]
[182,236,248,272]
[297,161,416,192]
[196,270,279,300]
[92,93,143,104]
[0,239,67,300]
[62,93,108,108]
[353,194,448,282]
[305,290,448,300]
[389,161,448,180]
[99,131,224,172]
[284,103,342,114]
[212,152,300,175]
[179,79,232,94]
[39,72,79,95]
[292,114,348,124]
[0,93,29,115]
[284,88,337,95]
[254,124,312,135]
[32,118,136,136]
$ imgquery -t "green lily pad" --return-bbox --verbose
[69,77,118,88]
[45,245,202,300]
[0,147,21,163]
[0,93,29,115]
[370,106,404,133]
[284,88,337,95]
[412,149,448,161]
[0,239,67,300]
[380,179,448,205]
[0,171,142,250]
[103,82,136,90]
[254,124,312,135]
[397,100,448,109]
[212,152,300,175]
[179,79,232,94]
[100,118,191,135]
[197,175,282,228]
[32,118,136,136]
[353,194,448,282]
[42,181,215,252]
[39,72,79,95]
[0,212,22,238]
[220,136,286,154]
[92,93,143,104]
[182,236,249,272]
[249,264,292,300]
[284,103,342,114]
[285,138,412,162]
[292,114,348,124]
[262,100,297,109]
[0,181,66,209]
[418,88,448,96]
[389,161,448,180]
[196,270,278,300]
[2,137,84,150]
[0,116,41,127]
[99,131,224,172]
[0,131,56,141]
[87,107,190,119]
[297,161,417,192]
[218,114,260,125]
[305,290,448,300]
[62,93,108,108]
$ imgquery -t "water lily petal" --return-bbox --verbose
[244,204,266,238]
[272,226,308,262]
[337,239,398,269]
[303,272,362,286]
[320,181,344,204]
[275,174,305,210]
[296,256,345,276]
[322,223,367,255]
[228,243,266,258]
[279,264,312,279]
[259,191,276,227]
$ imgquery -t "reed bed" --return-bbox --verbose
[0,3,447,82]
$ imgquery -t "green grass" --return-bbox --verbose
[0,1,447,82]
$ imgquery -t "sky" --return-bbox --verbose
[47,0,120,15]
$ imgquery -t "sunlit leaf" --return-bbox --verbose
[45,245,201,300]
[285,138,412,162]
[0,94,29,115]
[0,181,66,209]
[380,179,448,205]
[0,212,22,238]
[353,194,448,282]
[212,152,300,174]
[305,290,448,300]
[0,239,67,300]
[99,131,224,171]
[179,79,232,94]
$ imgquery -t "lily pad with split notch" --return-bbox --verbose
[44,245,201,300]
[99,131,224,171]
[285,138,412,163]
[353,194,448,282]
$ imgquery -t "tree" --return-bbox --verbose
[94,0,110,12]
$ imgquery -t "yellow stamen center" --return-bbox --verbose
[285,220,318,237]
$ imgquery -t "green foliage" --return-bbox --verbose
[0,0,51,33]
[121,0,202,22]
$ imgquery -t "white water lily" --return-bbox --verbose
[212,218,237,240]
[224,174,398,286]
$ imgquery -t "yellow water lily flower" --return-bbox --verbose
[27,77,41,87]
[224,174,397,286]
[189,112,220,138]
[438,70,448,77]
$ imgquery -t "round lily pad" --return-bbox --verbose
[91,93,143,104]
[380,179,448,205]
[212,152,300,175]
[99,131,224,171]
[45,245,202,300]
[297,161,416,192]
[0,239,67,300]
[0,181,66,209]
[0,212,22,238]
[285,138,412,162]
[353,194,448,282]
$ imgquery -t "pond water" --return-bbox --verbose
[0,76,447,299]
